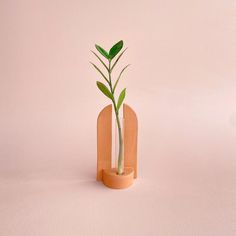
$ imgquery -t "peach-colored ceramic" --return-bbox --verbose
[124,104,138,178]
[97,104,138,189]
[97,105,112,181]
[102,167,134,189]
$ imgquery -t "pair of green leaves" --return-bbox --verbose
[96,81,126,111]
[95,40,123,60]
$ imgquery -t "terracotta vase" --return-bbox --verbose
[97,104,138,189]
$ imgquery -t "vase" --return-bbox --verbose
[102,116,134,189]
[97,104,138,189]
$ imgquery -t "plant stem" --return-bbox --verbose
[108,60,124,175]
[115,110,124,175]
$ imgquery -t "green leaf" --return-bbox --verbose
[95,44,110,60]
[91,51,109,72]
[96,81,113,100]
[117,88,126,111]
[111,48,127,72]
[113,64,130,93]
[90,62,109,84]
[109,40,123,59]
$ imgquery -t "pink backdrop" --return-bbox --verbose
[1,0,236,235]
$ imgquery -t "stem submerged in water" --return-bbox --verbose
[116,113,124,175]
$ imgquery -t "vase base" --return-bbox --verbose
[102,167,134,189]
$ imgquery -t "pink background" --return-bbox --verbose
[1,0,236,235]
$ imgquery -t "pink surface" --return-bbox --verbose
[0,0,236,235]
